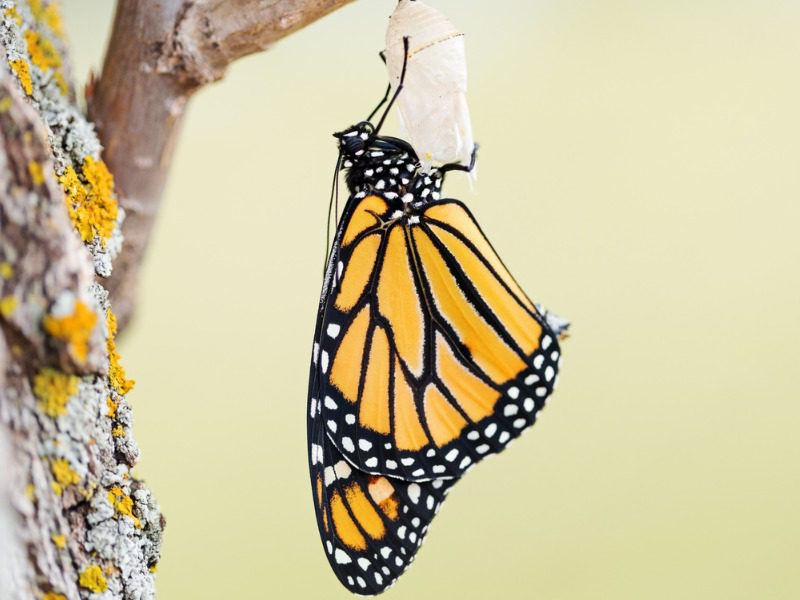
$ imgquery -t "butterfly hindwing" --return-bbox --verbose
[309,387,456,594]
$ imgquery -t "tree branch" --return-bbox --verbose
[90,0,354,330]
[1,2,162,595]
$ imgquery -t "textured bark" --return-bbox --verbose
[0,2,161,598]
[1,0,355,597]
[90,0,354,330]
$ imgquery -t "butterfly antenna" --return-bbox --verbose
[365,50,391,122]
[324,150,344,274]
[373,36,410,135]
[366,83,392,123]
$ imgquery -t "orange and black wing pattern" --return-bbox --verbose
[312,194,562,482]
[309,402,456,594]
[307,123,567,594]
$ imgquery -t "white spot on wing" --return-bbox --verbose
[341,437,355,453]
[407,483,421,504]
[324,466,335,486]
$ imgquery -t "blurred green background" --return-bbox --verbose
[61,1,800,598]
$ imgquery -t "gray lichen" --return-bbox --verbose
[0,0,120,276]
[0,2,163,598]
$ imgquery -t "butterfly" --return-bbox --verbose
[307,39,568,594]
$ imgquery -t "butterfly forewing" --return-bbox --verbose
[314,194,562,484]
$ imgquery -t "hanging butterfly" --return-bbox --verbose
[307,37,568,595]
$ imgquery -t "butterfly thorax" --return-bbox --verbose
[335,122,444,210]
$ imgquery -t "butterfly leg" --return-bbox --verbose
[438,144,479,175]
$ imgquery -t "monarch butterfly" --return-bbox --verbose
[307,39,568,594]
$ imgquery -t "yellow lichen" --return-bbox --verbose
[149,564,158,573]
[112,425,125,437]
[106,396,118,419]
[26,0,65,37]
[51,533,66,548]
[58,158,119,245]
[4,6,22,26]
[0,295,17,318]
[33,368,78,418]
[43,4,64,38]
[9,59,32,96]
[28,160,45,186]
[42,300,97,364]
[0,96,12,113]
[79,565,108,593]
[29,0,44,18]
[25,483,35,502]
[0,262,13,279]
[42,593,67,600]
[52,70,67,95]
[80,480,97,501]
[51,481,62,496]
[51,458,81,490]
[24,30,61,72]
[108,487,141,528]
[106,309,135,394]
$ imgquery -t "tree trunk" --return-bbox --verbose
[0,0,352,597]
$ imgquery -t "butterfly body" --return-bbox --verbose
[308,120,566,594]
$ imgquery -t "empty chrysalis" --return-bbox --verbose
[385,0,475,175]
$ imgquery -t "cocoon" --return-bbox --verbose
[385,0,475,174]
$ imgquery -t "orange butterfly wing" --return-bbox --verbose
[313,195,562,481]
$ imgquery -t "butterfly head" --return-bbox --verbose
[333,121,374,158]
